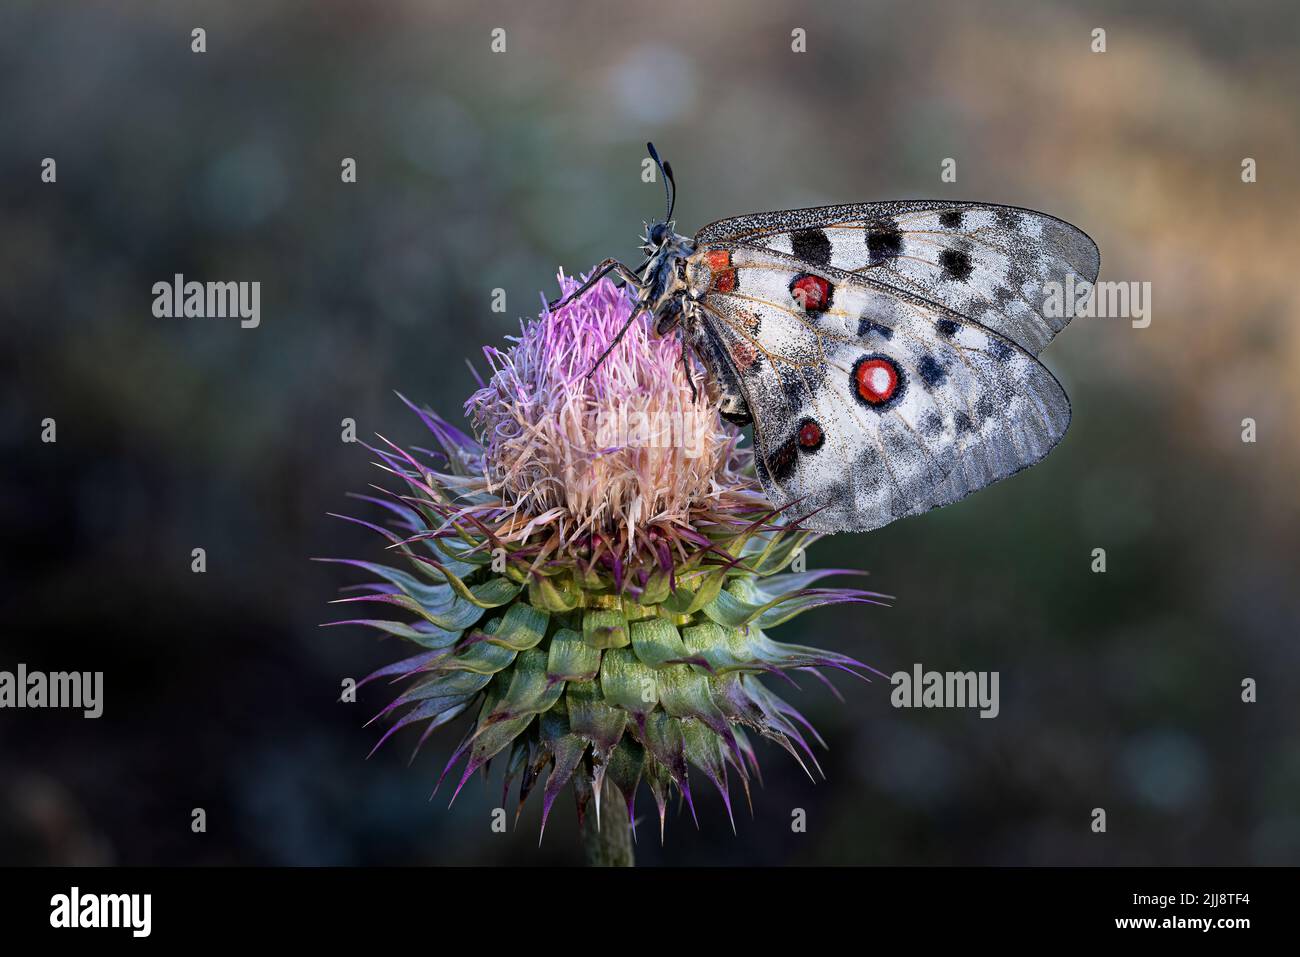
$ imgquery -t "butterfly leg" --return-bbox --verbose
[584,300,649,378]
[547,258,646,311]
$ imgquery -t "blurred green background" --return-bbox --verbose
[1,0,1297,865]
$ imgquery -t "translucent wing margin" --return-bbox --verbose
[693,244,1071,533]
[696,201,1098,355]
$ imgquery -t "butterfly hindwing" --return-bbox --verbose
[694,244,1071,532]
[696,202,1098,356]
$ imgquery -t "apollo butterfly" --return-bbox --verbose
[552,144,1099,533]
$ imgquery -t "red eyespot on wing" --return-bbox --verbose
[853,356,900,406]
[797,419,824,450]
[790,274,832,312]
[705,250,736,293]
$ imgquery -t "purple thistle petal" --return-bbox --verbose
[356,649,444,690]
[326,511,406,546]
[799,666,845,703]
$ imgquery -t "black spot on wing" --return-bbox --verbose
[939,209,964,229]
[936,318,959,338]
[939,248,973,282]
[857,317,894,340]
[791,228,831,267]
[866,224,903,264]
[917,354,947,389]
[990,340,1014,363]
[921,412,944,437]
[781,374,807,410]
[954,412,974,434]
[768,436,800,483]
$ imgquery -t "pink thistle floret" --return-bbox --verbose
[467,272,756,554]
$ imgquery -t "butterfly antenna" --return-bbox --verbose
[663,161,677,222]
[647,142,673,223]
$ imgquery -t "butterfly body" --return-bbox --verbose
[562,146,1099,534]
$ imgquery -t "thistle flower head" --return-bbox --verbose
[468,272,757,558]
[323,269,888,845]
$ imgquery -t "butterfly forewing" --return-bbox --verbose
[696,201,1099,356]
[695,244,1071,532]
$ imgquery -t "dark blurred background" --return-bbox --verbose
[1,0,1297,865]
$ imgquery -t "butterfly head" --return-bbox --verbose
[642,219,674,255]
[641,142,683,256]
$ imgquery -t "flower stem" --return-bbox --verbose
[581,782,634,867]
